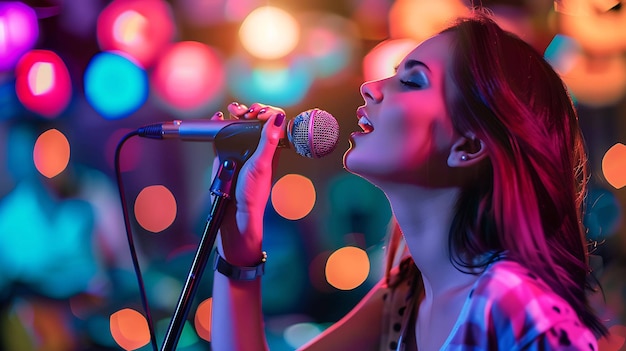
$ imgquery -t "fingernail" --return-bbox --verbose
[230,102,239,106]
[258,108,267,114]
[247,107,255,113]
[274,113,285,126]
[215,111,223,117]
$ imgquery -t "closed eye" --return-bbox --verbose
[400,79,424,88]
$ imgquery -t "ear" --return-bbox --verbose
[447,134,488,168]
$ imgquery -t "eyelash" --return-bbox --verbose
[400,79,423,88]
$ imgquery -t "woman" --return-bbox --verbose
[210,12,608,350]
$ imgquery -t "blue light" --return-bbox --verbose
[84,52,148,119]
[0,181,98,298]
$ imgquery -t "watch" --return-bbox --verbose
[213,249,266,281]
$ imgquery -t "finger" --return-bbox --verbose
[210,110,225,121]
[248,112,286,164]
[243,103,268,119]
[227,101,248,118]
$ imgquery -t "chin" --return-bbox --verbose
[342,149,367,176]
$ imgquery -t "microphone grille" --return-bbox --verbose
[290,109,340,158]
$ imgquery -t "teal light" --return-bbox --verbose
[84,52,148,119]
[0,181,97,298]
[228,55,314,107]
[544,34,580,75]
[584,187,622,241]
[155,319,199,350]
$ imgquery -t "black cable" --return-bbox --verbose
[114,130,159,351]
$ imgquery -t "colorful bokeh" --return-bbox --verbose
[0,1,625,350]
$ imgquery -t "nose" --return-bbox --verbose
[360,79,383,103]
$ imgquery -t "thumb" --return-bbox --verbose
[250,112,285,163]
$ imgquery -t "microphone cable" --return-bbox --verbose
[114,130,159,351]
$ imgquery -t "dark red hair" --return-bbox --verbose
[438,12,607,336]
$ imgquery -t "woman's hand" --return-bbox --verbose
[210,102,286,266]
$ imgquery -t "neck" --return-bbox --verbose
[382,183,477,296]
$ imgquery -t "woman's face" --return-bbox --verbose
[344,32,460,186]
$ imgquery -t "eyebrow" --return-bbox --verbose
[394,59,431,73]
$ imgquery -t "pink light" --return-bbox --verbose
[0,2,39,71]
[15,50,72,118]
[97,0,175,68]
[151,41,225,115]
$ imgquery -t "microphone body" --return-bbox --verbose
[138,108,340,159]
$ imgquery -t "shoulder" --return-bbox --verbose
[450,260,597,350]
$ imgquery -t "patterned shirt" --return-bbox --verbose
[380,259,598,350]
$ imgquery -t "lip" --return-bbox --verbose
[356,106,367,121]
[356,107,373,134]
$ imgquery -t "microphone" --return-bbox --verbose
[137,108,340,159]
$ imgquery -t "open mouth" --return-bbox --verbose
[358,116,373,133]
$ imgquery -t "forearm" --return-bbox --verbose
[211,264,268,351]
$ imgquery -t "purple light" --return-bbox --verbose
[0,2,39,71]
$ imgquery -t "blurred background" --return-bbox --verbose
[0,0,625,350]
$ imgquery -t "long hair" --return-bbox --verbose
[434,12,607,336]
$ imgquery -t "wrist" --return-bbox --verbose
[213,248,266,281]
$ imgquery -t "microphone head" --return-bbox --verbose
[288,109,340,158]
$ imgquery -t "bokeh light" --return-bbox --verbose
[0,180,97,298]
[97,0,175,68]
[156,318,199,348]
[363,38,418,81]
[194,298,212,342]
[15,50,72,118]
[271,174,316,220]
[544,34,581,75]
[556,4,626,55]
[134,185,177,233]
[228,55,314,107]
[559,53,626,107]
[84,51,148,119]
[283,322,323,349]
[33,129,70,179]
[602,143,626,189]
[151,41,225,116]
[298,12,360,80]
[584,188,622,241]
[109,308,150,351]
[178,0,263,25]
[0,2,38,71]
[350,0,391,40]
[239,6,300,60]
[597,324,626,351]
[325,246,370,290]
[388,0,468,41]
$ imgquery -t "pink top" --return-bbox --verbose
[379,259,598,350]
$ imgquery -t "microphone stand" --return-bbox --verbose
[160,124,262,351]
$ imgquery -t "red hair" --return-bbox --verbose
[444,12,606,336]
[385,11,607,337]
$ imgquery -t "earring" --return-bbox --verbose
[460,154,468,161]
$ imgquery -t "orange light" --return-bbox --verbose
[602,143,626,189]
[134,185,177,233]
[33,129,70,178]
[388,0,468,42]
[239,6,299,60]
[194,298,212,342]
[110,308,151,350]
[363,38,418,82]
[271,174,316,220]
[325,246,370,290]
